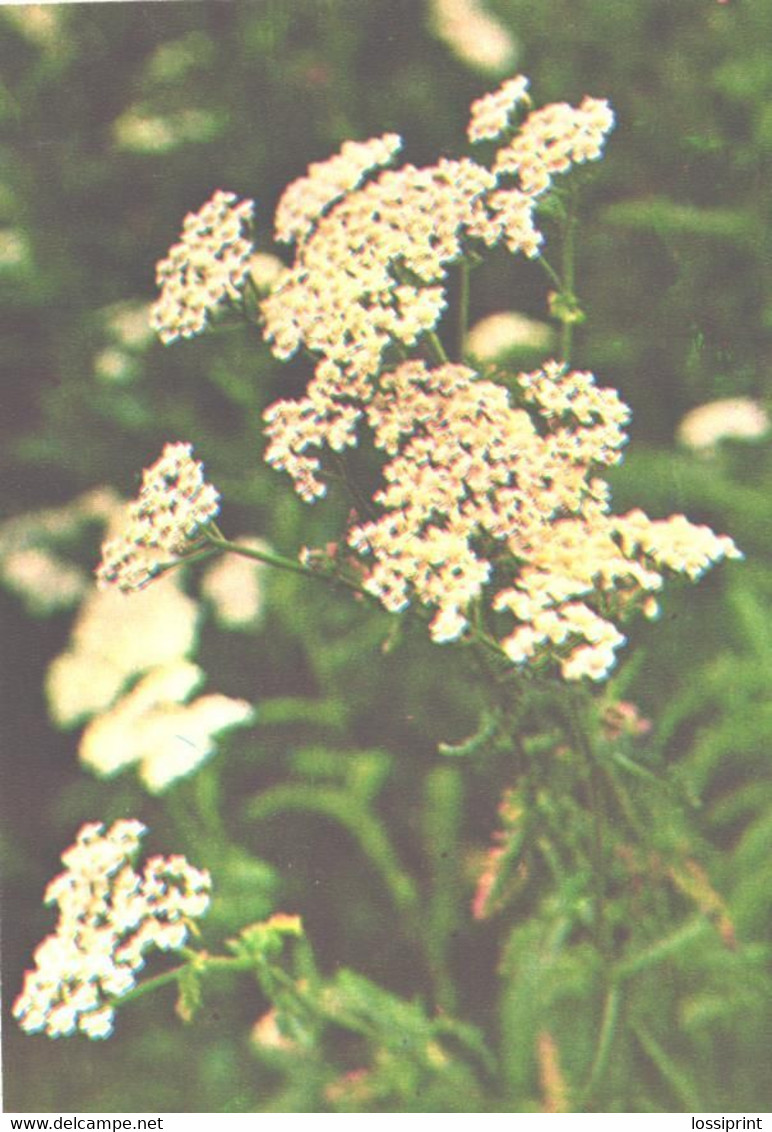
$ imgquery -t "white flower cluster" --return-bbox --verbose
[13,821,211,1039]
[493,95,615,194]
[97,443,220,592]
[80,660,254,793]
[274,133,402,246]
[259,79,611,504]
[261,155,533,501]
[136,77,740,682]
[347,359,740,680]
[467,75,531,142]
[250,77,741,680]
[151,190,254,344]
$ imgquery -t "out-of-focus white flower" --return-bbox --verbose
[677,397,770,452]
[79,660,255,793]
[75,488,125,525]
[93,347,138,384]
[144,31,213,83]
[466,310,554,362]
[113,108,221,155]
[430,0,518,76]
[92,302,154,384]
[13,821,211,1040]
[2,4,65,51]
[0,228,31,272]
[0,548,88,616]
[200,537,269,629]
[46,572,200,728]
[102,300,155,350]
[0,488,122,616]
[0,488,122,559]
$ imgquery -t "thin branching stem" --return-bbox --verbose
[579,983,621,1109]
[563,688,612,959]
[537,254,564,291]
[108,952,253,1009]
[456,259,471,362]
[202,526,379,604]
[560,186,579,364]
[424,327,450,365]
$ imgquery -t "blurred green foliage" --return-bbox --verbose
[2,0,771,1114]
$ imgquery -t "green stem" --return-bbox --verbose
[193,764,227,844]
[153,545,220,580]
[203,528,378,605]
[599,758,651,841]
[110,952,253,1008]
[205,526,310,578]
[537,254,564,291]
[208,526,521,689]
[330,451,377,521]
[560,190,578,364]
[456,260,471,362]
[579,983,621,1109]
[424,328,450,365]
[165,789,204,855]
[632,1022,701,1110]
[614,918,708,981]
[564,689,611,958]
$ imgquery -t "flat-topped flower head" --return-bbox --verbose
[494,96,615,195]
[96,443,220,592]
[151,190,254,344]
[13,821,211,1039]
[254,79,741,681]
[258,81,621,505]
[467,74,531,142]
[274,133,403,246]
[343,360,739,682]
[262,157,496,374]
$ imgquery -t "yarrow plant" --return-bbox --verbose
[13,821,211,1039]
[111,74,738,684]
[15,74,748,1114]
